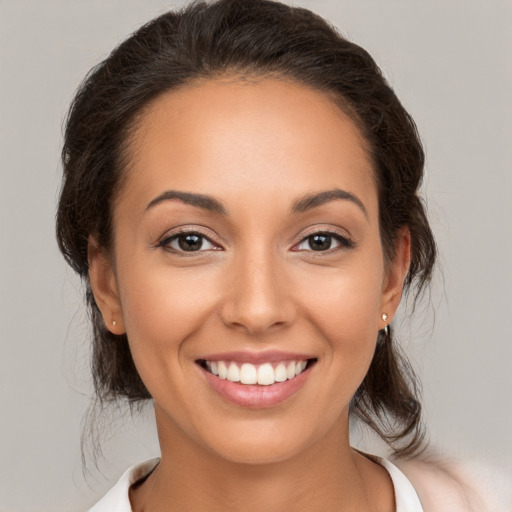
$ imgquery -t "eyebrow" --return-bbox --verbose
[291,188,368,217]
[145,187,367,218]
[145,190,227,215]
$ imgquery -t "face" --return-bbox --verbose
[89,78,409,465]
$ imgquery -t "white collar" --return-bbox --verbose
[88,455,423,512]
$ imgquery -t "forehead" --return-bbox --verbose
[121,78,377,215]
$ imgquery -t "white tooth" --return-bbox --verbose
[210,361,219,376]
[274,363,288,382]
[218,361,228,379]
[226,362,240,382]
[257,363,275,385]
[300,360,307,371]
[240,363,257,384]
[295,360,307,376]
[286,361,296,379]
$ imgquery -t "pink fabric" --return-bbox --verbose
[395,457,512,512]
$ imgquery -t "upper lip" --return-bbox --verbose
[198,350,315,364]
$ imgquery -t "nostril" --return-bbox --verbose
[219,272,296,334]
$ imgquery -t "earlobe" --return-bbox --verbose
[380,227,411,327]
[88,236,125,334]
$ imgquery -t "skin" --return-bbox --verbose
[89,78,411,511]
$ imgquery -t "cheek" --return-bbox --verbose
[115,259,221,373]
[299,257,384,336]
[295,253,384,377]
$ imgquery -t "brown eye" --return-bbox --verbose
[176,234,203,251]
[294,231,353,252]
[159,231,217,252]
[308,234,333,251]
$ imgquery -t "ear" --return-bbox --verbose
[88,236,125,334]
[380,227,411,328]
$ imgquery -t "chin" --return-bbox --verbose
[191,415,330,467]
[206,436,305,466]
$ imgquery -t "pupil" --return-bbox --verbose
[179,234,202,251]
[310,234,331,251]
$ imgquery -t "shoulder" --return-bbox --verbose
[88,458,160,512]
[394,454,512,512]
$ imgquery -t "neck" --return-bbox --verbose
[130,408,393,512]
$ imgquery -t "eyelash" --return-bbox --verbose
[156,229,220,254]
[292,230,354,253]
[156,229,354,254]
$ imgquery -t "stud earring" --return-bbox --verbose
[112,320,117,327]
[381,313,389,336]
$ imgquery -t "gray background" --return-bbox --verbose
[1,1,511,510]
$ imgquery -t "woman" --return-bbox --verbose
[55,1,490,510]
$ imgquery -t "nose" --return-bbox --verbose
[220,248,296,336]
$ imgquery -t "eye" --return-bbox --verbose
[294,232,352,252]
[158,231,218,252]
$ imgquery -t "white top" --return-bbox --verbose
[88,455,424,512]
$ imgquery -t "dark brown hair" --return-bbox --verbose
[57,0,436,457]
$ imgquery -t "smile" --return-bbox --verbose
[203,360,310,385]
[198,355,317,408]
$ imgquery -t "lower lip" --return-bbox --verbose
[199,363,313,409]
